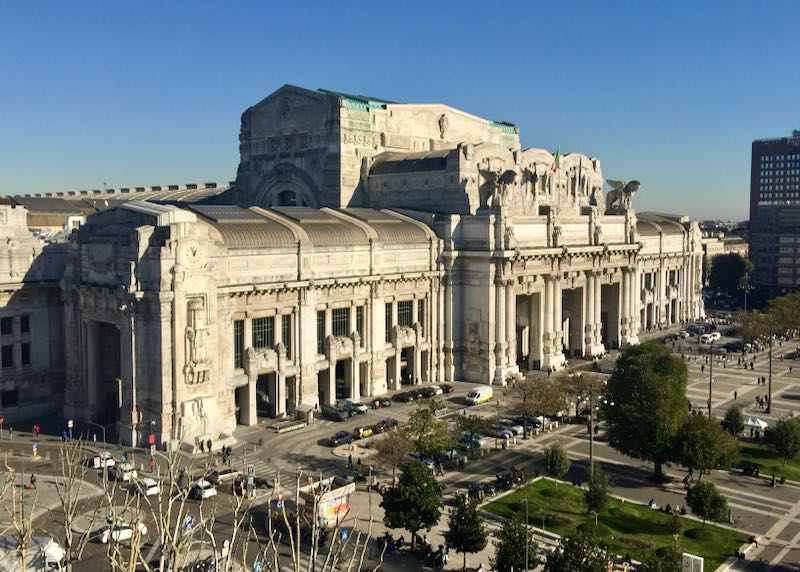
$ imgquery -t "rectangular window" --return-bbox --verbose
[0,318,11,336]
[233,320,244,369]
[418,299,426,331]
[385,303,392,342]
[317,310,325,354]
[21,343,30,366]
[20,315,29,334]
[398,300,412,327]
[282,314,292,359]
[252,317,274,350]
[332,308,350,337]
[1,345,12,368]
[1,390,18,408]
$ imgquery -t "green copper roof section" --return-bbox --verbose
[317,88,395,111]
[489,120,519,134]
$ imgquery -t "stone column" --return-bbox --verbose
[528,292,540,370]
[553,278,563,353]
[351,354,360,400]
[495,279,506,368]
[505,281,516,366]
[594,273,602,345]
[442,276,453,381]
[543,277,554,356]
[542,276,566,370]
[585,272,595,350]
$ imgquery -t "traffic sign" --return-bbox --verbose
[340,529,349,540]
[31,443,37,457]
[247,464,255,476]
[67,419,73,428]
[252,563,263,572]
[183,514,194,531]
[150,444,155,456]
[276,500,284,509]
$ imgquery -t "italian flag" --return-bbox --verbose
[549,150,561,173]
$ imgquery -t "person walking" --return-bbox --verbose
[348,454,353,469]
[734,390,738,401]
[29,474,36,490]
[199,440,205,453]
[206,438,212,453]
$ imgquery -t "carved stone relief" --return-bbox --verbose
[184,297,210,384]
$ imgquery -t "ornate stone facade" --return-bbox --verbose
[0,85,706,451]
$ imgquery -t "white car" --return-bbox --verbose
[138,478,160,497]
[710,331,721,341]
[190,479,217,500]
[678,330,691,338]
[99,522,147,544]
[497,418,524,436]
[91,452,116,469]
[108,463,137,482]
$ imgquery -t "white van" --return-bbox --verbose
[465,385,493,405]
[700,333,714,344]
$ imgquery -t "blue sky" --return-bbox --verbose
[2,1,798,220]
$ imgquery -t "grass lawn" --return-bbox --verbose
[738,440,800,482]
[484,479,748,570]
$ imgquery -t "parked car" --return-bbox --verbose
[206,468,241,485]
[497,418,524,436]
[514,414,543,429]
[439,384,455,394]
[90,452,116,469]
[408,453,435,470]
[98,522,147,544]
[700,333,714,344]
[486,425,514,439]
[418,386,439,398]
[432,403,448,417]
[321,404,350,421]
[343,399,368,414]
[710,331,722,341]
[352,426,374,439]
[108,463,137,482]
[373,418,399,433]
[458,432,491,449]
[327,431,354,447]
[678,330,691,338]
[371,397,392,409]
[190,479,217,500]
[393,391,416,403]
[138,478,160,497]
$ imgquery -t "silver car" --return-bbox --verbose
[497,418,524,436]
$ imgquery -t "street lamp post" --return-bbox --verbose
[588,386,612,478]
[521,497,529,571]
[708,342,714,418]
[767,334,773,414]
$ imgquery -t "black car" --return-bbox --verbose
[371,397,392,409]
[439,384,455,394]
[418,386,438,398]
[321,404,349,421]
[373,418,399,433]
[393,391,415,403]
[327,431,353,447]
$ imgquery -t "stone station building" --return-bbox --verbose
[0,85,705,450]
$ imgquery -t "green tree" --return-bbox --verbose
[371,430,414,482]
[723,404,745,436]
[404,399,454,458]
[708,253,753,298]
[510,373,568,437]
[491,514,538,572]
[766,417,800,472]
[543,442,571,485]
[380,461,443,551]
[686,480,729,527]
[638,545,682,572]
[584,466,610,514]
[678,415,740,478]
[544,532,608,572]
[445,494,488,571]
[605,342,688,481]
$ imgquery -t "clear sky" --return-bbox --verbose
[2,0,798,221]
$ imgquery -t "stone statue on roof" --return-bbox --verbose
[605,179,640,214]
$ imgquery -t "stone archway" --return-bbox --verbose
[252,164,322,209]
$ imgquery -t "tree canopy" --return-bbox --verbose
[404,399,454,457]
[445,494,488,571]
[723,405,745,436]
[511,374,568,432]
[380,461,443,550]
[678,414,740,477]
[766,417,800,470]
[708,253,753,297]
[543,443,571,483]
[584,466,610,514]
[605,342,688,480]
[638,546,682,572]
[544,532,609,572]
[686,480,729,527]
[491,514,538,572]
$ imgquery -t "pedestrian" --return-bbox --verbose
[9,427,13,440]
[348,454,353,468]
[734,390,738,401]
[199,440,205,453]
[148,457,156,473]
[357,457,362,468]
[29,474,36,490]
[93,433,97,444]
[206,438,212,453]
[61,430,67,443]
[701,365,705,374]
